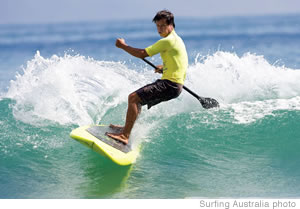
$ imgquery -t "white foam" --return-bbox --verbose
[187,51,300,103]
[4,51,300,127]
[5,51,149,126]
[176,51,300,124]
[228,96,300,123]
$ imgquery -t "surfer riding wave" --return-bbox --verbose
[106,10,188,145]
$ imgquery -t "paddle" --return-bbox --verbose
[142,58,219,109]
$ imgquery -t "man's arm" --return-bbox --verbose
[116,38,148,59]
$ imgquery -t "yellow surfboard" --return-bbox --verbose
[70,125,140,166]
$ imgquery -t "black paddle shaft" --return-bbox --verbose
[142,58,219,109]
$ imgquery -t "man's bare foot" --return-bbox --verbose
[106,132,129,145]
[109,124,124,132]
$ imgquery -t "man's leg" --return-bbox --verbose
[107,92,141,144]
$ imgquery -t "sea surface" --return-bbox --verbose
[0,14,300,198]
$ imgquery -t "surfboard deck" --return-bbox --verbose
[70,125,139,166]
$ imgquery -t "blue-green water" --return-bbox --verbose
[1,14,300,198]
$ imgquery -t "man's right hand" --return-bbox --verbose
[115,38,127,49]
[115,38,148,59]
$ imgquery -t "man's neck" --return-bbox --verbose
[164,28,174,37]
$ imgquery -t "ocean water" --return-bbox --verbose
[1,14,300,198]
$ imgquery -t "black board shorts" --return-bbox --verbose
[135,79,183,109]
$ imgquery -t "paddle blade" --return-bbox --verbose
[199,97,220,109]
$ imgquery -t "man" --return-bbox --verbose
[107,10,188,144]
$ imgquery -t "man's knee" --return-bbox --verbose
[128,92,141,104]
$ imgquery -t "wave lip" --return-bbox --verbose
[4,51,145,126]
[3,51,300,126]
[187,51,300,104]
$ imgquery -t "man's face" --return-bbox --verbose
[155,19,173,37]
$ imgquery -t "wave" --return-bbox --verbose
[2,51,300,127]
[3,51,151,126]
[189,51,300,123]
[1,51,300,198]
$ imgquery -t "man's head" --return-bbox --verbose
[152,10,175,37]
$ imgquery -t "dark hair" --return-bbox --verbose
[152,10,175,28]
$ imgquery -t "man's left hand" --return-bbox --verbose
[155,65,163,74]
